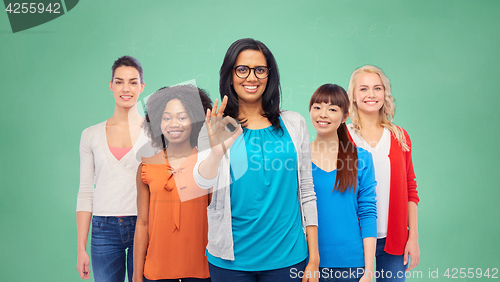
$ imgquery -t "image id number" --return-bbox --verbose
[444,268,498,279]
[6,3,61,14]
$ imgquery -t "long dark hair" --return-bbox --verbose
[309,84,358,193]
[219,38,282,132]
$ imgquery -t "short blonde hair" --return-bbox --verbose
[347,65,409,151]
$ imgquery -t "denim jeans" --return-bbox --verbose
[208,259,306,282]
[91,216,136,282]
[375,238,407,282]
[143,277,211,282]
[319,267,364,282]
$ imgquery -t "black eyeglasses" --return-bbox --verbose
[233,65,270,79]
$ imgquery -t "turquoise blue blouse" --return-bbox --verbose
[207,118,307,270]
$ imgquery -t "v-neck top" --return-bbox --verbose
[313,147,377,267]
[109,146,133,161]
[77,121,156,216]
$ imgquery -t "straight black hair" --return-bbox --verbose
[310,84,358,193]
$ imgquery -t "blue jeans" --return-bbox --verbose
[319,267,364,281]
[208,260,306,282]
[91,216,136,282]
[375,238,407,282]
[143,277,211,282]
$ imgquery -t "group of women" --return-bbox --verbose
[76,38,419,282]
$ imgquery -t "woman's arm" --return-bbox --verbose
[357,149,378,281]
[295,113,319,282]
[76,212,92,279]
[303,226,320,282]
[76,128,94,279]
[360,237,376,281]
[402,129,420,271]
[405,202,419,271]
[297,114,318,226]
[132,164,150,282]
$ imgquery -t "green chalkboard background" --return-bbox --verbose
[1,0,499,281]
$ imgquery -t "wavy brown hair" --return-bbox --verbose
[310,84,358,193]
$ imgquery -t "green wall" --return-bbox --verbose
[1,0,499,281]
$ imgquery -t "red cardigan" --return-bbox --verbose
[348,127,419,255]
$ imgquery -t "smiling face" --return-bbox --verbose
[161,99,192,146]
[353,72,385,115]
[109,66,145,108]
[231,49,268,107]
[310,102,348,137]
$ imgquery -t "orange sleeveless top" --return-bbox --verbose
[141,148,210,280]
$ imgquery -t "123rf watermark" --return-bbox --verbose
[290,268,499,279]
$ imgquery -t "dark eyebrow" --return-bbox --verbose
[114,77,138,81]
[163,111,187,114]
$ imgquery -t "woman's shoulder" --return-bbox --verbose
[280,110,301,118]
[356,146,372,159]
[279,110,306,124]
[141,151,165,164]
[346,123,358,134]
[389,123,408,134]
[82,121,106,134]
[388,124,412,145]
[80,121,106,142]
[346,123,362,144]
[356,146,375,170]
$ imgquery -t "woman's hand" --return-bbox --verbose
[206,96,242,157]
[404,236,420,271]
[359,271,373,282]
[76,250,91,279]
[132,274,143,282]
[302,262,319,282]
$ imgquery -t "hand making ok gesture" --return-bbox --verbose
[205,95,243,158]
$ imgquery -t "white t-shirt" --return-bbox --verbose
[348,124,391,238]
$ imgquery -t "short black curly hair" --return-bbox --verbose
[143,84,212,150]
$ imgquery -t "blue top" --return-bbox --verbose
[207,117,308,270]
[313,147,377,267]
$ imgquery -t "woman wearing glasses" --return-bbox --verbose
[76,56,155,281]
[347,65,419,281]
[193,38,319,282]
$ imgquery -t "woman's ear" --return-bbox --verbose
[342,113,349,123]
[140,82,145,93]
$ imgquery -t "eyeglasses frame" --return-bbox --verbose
[232,65,271,79]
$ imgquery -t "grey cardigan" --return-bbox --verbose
[193,110,318,261]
